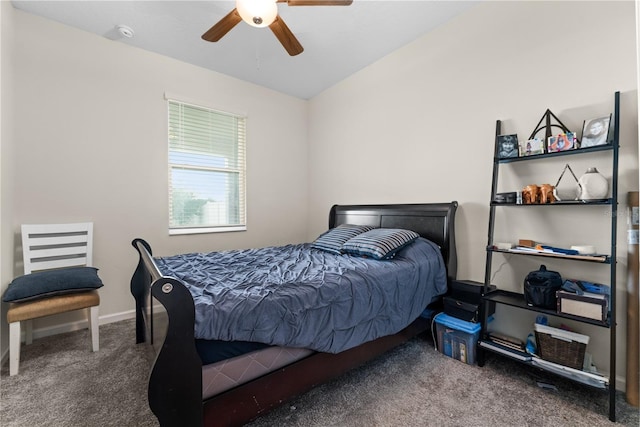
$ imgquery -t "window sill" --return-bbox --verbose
[169,226,247,235]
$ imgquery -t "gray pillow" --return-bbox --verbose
[2,267,103,303]
[342,228,420,260]
[311,224,376,255]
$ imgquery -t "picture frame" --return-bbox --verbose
[547,132,577,153]
[497,134,519,159]
[519,137,544,156]
[580,115,611,148]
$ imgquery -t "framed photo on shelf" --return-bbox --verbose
[519,137,544,157]
[580,115,611,148]
[497,134,519,158]
[547,132,577,153]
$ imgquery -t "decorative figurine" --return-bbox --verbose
[539,184,556,204]
[523,184,540,204]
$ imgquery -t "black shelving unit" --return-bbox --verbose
[478,92,620,422]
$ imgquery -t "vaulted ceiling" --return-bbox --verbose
[12,1,479,99]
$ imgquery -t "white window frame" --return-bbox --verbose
[166,95,247,235]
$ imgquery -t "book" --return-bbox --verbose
[488,332,525,351]
[479,340,532,362]
[490,338,525,352]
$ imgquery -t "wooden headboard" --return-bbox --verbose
[329,202,458,283]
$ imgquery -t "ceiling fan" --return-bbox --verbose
[202,0,353,56]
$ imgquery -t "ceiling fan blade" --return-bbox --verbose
[269,16,304,56]
[284,1,353,5]
[202,8,242,42]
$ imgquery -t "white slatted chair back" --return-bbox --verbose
[21,223,93,274]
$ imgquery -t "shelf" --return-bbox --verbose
[482,290,611,327]
[491,199,612,207]
[484,92,619,422]
[479,340,609,389]
[496,143,615,164]
[487,247,611,264]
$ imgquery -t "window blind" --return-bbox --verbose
[168,100,246,232]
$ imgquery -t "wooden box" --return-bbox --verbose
[557,290,608,322]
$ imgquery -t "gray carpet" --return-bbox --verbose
[1,319,638,426]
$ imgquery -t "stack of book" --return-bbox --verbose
[489,332,525,350]
[480,332,532,362]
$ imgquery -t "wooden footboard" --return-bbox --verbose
[131,239,203,426]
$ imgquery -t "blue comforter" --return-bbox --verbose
[155,237,447,353]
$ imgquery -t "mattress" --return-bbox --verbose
[202,345,313,399]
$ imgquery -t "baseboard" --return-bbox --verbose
[0,308,136,367]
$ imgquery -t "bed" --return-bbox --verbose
[130,202,458,426]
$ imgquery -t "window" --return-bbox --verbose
[168,99,246,234]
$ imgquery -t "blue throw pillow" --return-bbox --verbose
[311,224,376,255]
[342,228,420,260]
[2,267,103,303]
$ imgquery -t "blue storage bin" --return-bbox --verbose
[434,313,481,365]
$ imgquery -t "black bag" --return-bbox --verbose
[524,265,562,309]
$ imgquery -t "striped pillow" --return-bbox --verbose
[342,228,420,260]
[311,224,376,255]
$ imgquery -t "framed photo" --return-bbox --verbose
[547,132,577,153]
[497,134,519,158]
[519,137,544,156]
[580,115,611,148]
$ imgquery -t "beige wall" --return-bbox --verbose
[1,0,16,358]
[1,0,638,390]
[307,1,638,389]
[1,8,309,345]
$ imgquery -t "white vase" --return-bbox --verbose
[578,167,608,200]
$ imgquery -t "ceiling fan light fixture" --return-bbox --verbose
[236,0,278,28]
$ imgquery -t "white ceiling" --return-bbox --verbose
[11,0,479,99]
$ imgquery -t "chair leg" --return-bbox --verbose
[89,306,99,352]
[9,322,21,376]
[25,320,33,345]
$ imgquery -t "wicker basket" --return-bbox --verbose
[534,324,589,370]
